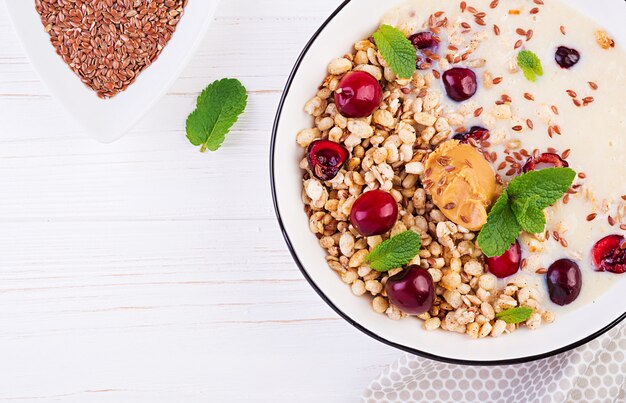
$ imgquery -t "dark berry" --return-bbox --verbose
[334,71,382,118]
[547,259,582,305]
[386,266,435,315]
[453,126,489,144]
[555,46,580,69]
[442,68,478,102]
[307,140,349,181]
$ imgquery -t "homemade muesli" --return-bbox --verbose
[297,0,625,338]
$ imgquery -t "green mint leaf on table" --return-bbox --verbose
[477,189,522,258]
[508,168,576,210]
[517,50,543,82]
[186,78,248,152]
[477,168,576,257]
[511,197,546,234]
[496,307,534,324]
[365,231,422,272]
[372,25,417,79]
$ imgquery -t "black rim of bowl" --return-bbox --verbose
[269,0,626,366]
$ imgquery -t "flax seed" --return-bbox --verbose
[536,268,548,275]
[35,0,187,99]
[530,7,539,15]
[566,90,577,98]
[516,28,527,36]
[573,99,582,107]
[553,125,562,135]
[474,107,484,117]
[475,17,486,26]
[524,93,534,101]
[609,216,616,226]
[560,25,566,35]
[526,119,534,129]
[514,40,523,49]
[621,224,626,231]
[467,6,478,13]
[588,81,598,90]
[460,1,467,12]
[494,25,501,36]
[490,0,499,9]
[587,213,598,221]
[578,172,587,179]
[551,105,559,115]
[560,238,569,248]
[512,125,523,132]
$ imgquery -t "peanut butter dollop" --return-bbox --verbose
[424,140,498,231]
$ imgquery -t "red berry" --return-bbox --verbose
[523,152,569,173]
[547,259,582,305]
[592,235,626,274]
[555,46,580,69]
[487,241,521,278]
[307,140,349,181]
[350,190,398,236]
[442,68,477,102]
[408,32,439,70]
[386,266,435,315]
[334,71,382,118]
[453,126,489,144]
[409,31,439,50]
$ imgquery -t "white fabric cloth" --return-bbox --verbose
[363,323,625,403]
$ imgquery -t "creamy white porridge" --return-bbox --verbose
[382,0,625,314]
[296,0,625,338]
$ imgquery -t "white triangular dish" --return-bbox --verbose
[4,0,220,143]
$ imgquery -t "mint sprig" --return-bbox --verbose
[372,25,417,79]
[186,78,248,152]
[477,168,576,257]
[496,307,534,324]
[365,231,422,272]
[517,50,543,82]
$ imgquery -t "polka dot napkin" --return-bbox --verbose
[363,323,625,403]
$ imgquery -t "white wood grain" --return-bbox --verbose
[0,0,400,401]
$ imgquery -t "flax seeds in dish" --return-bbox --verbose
[35,0,188,99]
[296,0,625,338]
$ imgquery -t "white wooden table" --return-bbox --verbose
[0,0,400,401]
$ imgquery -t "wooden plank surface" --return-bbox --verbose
[0,0,400,401]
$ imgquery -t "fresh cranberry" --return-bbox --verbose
[453,126,489,144]
[592,235,626,274]
[334,71,382,118]
[555,46,580,69]
[307,140,349,181]
[350,190,398,236]
[442,68,477,102]
[487,241,521,278]
[386,266,435,315]
[547,259,582,306]
[523,153,570,172]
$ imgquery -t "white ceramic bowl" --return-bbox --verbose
[271,0,626,364]
[4,0,220,143]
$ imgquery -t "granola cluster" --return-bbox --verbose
[296,38,554,338]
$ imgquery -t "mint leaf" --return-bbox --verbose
[186,78,248,152]
[511,197,546,234]
[373,25,417,79]
[365,231,421,272]
[496,307,534,324]
[477,189,522,258]
[508,168,576,210]
[517,50,543,82]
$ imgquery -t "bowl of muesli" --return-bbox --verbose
[271,0,626,364]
